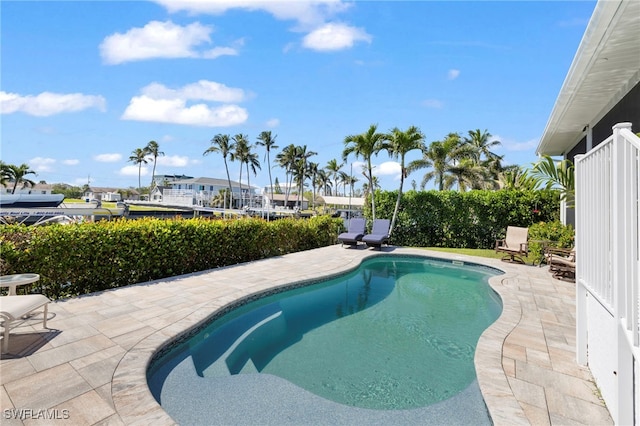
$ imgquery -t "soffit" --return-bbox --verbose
[536,0,640,156]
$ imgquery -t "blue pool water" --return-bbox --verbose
[148,256,502,423]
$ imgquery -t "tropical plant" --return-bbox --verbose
[1,163,36,194]
[293,145,317,208]
[325,159,344,196]
[128,149,148,194]
[499,166,542,191]
[343,124,386,220]
[315,169,332,196]
[232,134,250,207]
[276,144,298,207]
[465,129,502,165]
[145,140,164,189]
[256,131,279,212]
[204,134,236,209]
[407,133,475,191]
[244,148,261,208]
[384,125,426,235]
[531,155,575,207]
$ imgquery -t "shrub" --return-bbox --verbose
[527,220,575,263]
[0,215,343,299]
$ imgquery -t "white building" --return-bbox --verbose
[163,177,260,208]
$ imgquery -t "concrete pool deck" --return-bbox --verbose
[0,246,612,425]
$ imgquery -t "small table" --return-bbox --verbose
[0,273,40,295]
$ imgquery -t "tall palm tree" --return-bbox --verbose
[465,129,502,165]
[128,148,148,194]
[276,144,298,208]
[325,159,344,196]
[244,149,261,208]
[343,124,387,220]
[145,140,164,189]
[385,125,426,235]
[307,161,319,210]
[256,131,279,211]
[2,163,36,194]
[315,169,332,196]
[203,134,235,209]
[293,145,317,209]
[407,133,473,191]
[233,134,250,207]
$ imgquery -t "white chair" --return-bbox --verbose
[0,294,50,353]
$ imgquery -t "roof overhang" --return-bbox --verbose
[536,0,640,156]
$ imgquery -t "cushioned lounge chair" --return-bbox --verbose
[338,218,366,248]
[0,294,50,353]
[548,249,576,282]
[495,226,529,264]
[362,219,390,250]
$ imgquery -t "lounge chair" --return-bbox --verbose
[338,218,367,248]
[495,226,529,264]
[548,249,576,281]
[362,219,390,250]
[0,294,50,353]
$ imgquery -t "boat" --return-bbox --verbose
[0,193,65,208]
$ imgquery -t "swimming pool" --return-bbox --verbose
[147,255,502,423]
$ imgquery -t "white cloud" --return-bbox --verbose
[141,81,247,103]
[374,161,401,178]
[94,153,122,163]
[156,155,190,167]
[29,157,56,173]
[266,118,280,128]
[120,165,149,177]
[302,22,371,51]
[100,21,238,65]
[447,69,460,80]
[62,159,79,166]
[422,99,444,109]
[494,135,538,152]
[0,91,106,117]
[122,81,249,127]
[153,0,351,29]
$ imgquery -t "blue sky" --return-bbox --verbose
[1,0,596,192]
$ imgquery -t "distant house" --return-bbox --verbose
[263,193,308,210]
[164,177,259,208]
[152,174,193,188]
[83,187,142,202]
[2,182,54,195]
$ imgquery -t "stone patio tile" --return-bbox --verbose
[110,326,157,351]
[75,350,125,389]
[45,324,100,348]
[95,383,114,409]
[92,315,148,339]
[526,347,552,367]
[4,363,92,409]
[546,387,612,425]
[92,414,126,426]
[0,358,36,385]
[520,402,551,426]
[508,376,547,409]
[31,390,116,426]
[515,361,601,403]
[1,384,14,409]
[503,343,527,361]
[27,334,116,372]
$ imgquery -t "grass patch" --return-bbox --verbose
[424,247,506,260]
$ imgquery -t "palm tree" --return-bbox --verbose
[128,148,148,194]
[308,161,319,210]
[256,131,279,212]
[204,134,236,208]
[465,129,502,164]
[499,166,542,191]
[244,149,261,208]
[531,155,575,207]
[325,159,344,196]
[232,134,250,207]
[343,124,386,220]
[293,145,317,209]
[2,163,36,194]
[385,125,426,236]
[408,133,473,191]
[315,169,332,196]
[276,144,298,208]
[145,140,164,189]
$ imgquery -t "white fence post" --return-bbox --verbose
[574,154,588,365]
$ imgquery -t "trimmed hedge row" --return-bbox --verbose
[0,215,343,299]
[371,189,561,249]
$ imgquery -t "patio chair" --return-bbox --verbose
[338,218,367,248]
[362,219,390,250]
[548,249,576,282]
[0,294,50,353]
[495,226,529,264]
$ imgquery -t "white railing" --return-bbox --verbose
[575,122,639,424]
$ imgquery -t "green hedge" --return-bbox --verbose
[371,189,561,248]
[0,216,343,299]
